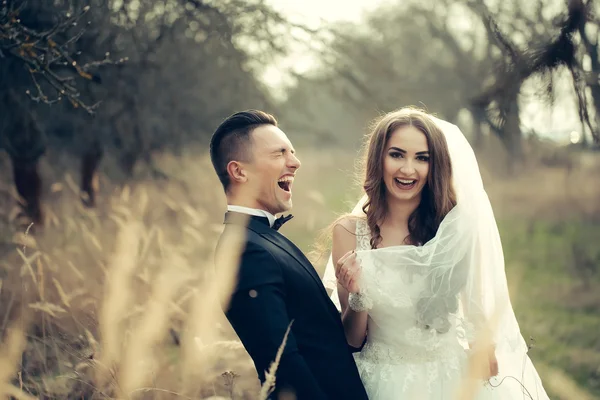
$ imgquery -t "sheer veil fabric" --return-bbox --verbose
[322,117,549,398]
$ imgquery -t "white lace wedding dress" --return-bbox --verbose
[349,217,548,400]
[324,115,549,399]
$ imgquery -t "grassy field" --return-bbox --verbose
[0,144,599,399]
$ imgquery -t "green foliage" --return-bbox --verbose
[500,218,600,397]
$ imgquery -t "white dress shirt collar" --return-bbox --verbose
[227,205,276,227]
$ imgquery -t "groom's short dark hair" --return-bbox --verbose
[210,109,278,192]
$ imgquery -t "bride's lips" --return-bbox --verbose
[394,177,417,190]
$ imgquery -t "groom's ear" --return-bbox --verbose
[226,160,248,184]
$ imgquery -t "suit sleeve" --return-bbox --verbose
[223,242,328,400]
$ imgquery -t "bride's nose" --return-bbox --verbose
[399,160,416,175]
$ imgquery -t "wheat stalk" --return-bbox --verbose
[2,384,37,400]
[0,318,28,398]
[118,252,192,398]
[258,321,294,400]
[95,221,142,387]
[180,216,247,395]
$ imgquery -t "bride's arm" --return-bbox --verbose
[332,217,368,349]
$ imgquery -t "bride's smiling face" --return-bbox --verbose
[362,107,456,247]
[382,125,430,203]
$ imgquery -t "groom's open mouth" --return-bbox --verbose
[394,177,417,190]
[277,175,294,193]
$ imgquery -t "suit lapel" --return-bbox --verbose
[260,231,325,288]
[224,212,338,314]
[258,231,343,319]
[236,215,329,296]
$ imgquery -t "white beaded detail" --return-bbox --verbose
[354,340,466,396]
[357,340,464,364]
[348,292,373,312]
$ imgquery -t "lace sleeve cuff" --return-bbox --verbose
[348,292,372,312]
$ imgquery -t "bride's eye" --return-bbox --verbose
[389,152,402,159]
[417,155,430,162]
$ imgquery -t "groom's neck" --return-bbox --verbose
[227,191,267,213]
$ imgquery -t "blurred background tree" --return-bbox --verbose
[1,0,303,224]
[3,0,598,224]
[281,0,599,159]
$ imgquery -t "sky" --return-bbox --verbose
[261,0,382,92]
[265,0,582,143]
[267,0,376,24]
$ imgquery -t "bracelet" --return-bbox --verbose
[348,292,372,312]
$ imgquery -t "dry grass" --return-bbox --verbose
[0,148,258,399]
[0,143,598,399]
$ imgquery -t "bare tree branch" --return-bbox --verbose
[0,1,125,113]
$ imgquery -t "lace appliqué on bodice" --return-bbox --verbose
[355,218,371,251]
[354,218,418,311]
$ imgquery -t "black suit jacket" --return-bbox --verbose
[216,212,368,400]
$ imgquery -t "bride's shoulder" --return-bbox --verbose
[334,214,364,230]
[331,214,366,255]
[332,214,367,239]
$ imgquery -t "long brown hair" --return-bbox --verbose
[362,107,456,248]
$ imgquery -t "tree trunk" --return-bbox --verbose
[11,156,43,226]
[119,151,138,178]
[501,94,523,173]
[80,142,103,207]
[578,21,600,144]
[470,107,487,151]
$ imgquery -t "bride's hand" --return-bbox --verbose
[468,343,498,380]
[335,250,360,293]
[488,347,499,378]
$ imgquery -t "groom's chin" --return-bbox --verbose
[281,201,293,212]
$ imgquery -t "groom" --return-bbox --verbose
[210,110,368,400]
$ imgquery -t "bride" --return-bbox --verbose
[323,107,549,399]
